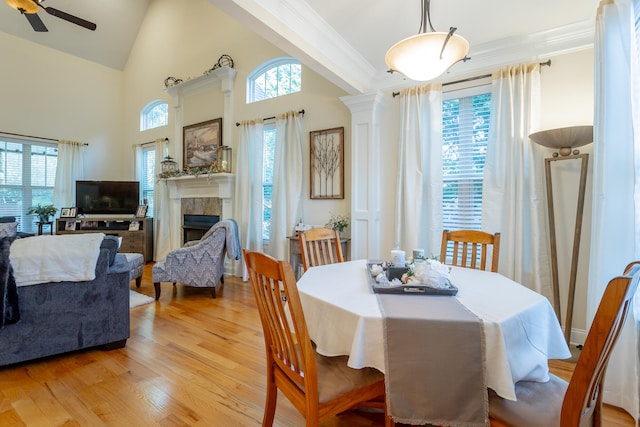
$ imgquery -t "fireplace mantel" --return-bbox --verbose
[163,173,235,251]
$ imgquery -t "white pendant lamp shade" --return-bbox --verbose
[385,31,469,81]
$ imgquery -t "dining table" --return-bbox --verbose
[296,259,571,426]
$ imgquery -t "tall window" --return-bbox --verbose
[262,124,276,240]
[140,100,168,131]
[247,57,302,103]
[441,87,491,232]
[141,146,155,217]
[0,137,57,233]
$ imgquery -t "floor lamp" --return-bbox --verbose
[529,125,593,345]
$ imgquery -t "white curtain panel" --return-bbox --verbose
[53,140,85,209]
[235,120,264,280]
[395,84,443,257]
[482,64,550,295]
[153,179,171,261]
[152,139,172,261]
[267,111,304,261]
[591,0,639,421]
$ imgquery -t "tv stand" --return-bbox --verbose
[56,217,154,263]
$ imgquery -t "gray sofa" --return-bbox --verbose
[0,236,131,367]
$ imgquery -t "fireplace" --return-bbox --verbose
[164,173,235,252]
[183,214,219,243]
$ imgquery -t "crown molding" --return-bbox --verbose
[210,0,594,95]
[208,0,375,94]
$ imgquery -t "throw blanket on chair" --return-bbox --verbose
[10,233,105,286]
[0,236,20,328]
[219,218,241,260]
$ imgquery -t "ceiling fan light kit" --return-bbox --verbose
[5,0,96,32]
[386,0,469,81]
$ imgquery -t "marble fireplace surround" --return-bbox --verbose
[165,173,235,252]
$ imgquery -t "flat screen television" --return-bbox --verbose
[76,180,140,215]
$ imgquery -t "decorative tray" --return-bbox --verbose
[366,262,458,296]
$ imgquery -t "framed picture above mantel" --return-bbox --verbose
[183,118,222,169]
[310,127,344,199]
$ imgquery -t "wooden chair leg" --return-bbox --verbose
[135,276,142,288]
[154,282,161,300]
[210,287,217,298]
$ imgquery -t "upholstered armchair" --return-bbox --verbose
[152,219,240,300]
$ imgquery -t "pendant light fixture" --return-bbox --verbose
[385,0,469,81]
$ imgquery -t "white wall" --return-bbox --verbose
[0,32,126,180]
[123,0,351,233]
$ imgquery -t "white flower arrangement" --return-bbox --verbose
[326,213,349,232]
[401,259,452,289]
[369,258,452,289]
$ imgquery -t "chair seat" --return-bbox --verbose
[314,351,384,403]
[488,374,568,427]
[122,253,144,284]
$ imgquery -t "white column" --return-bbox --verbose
[341,91,386,260]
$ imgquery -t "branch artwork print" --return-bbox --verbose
[310,127,344,199]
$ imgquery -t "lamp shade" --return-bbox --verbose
[529,125,593,156]
[385,32,469,81]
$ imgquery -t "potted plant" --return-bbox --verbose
[326,213,349,236]
[26,204,58,223]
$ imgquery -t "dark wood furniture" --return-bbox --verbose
[56,217,154,262]
[36,221,53,235]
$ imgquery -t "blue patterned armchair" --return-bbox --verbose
[152,219,240,300]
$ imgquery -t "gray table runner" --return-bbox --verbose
[377,293,488,426]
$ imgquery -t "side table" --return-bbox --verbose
[37,221,53,235]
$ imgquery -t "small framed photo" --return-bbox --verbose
[60,207,77,218]
[136,205,148,218]
[129,220,140,231]
[65,220,77,231]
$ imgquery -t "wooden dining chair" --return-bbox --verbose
[488,261,640,427]
[298,227,344,273]
[440,229,501,272]
[242,250,388,427]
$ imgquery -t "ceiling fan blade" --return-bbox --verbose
[41,5,96,31]
[24,12,47,32]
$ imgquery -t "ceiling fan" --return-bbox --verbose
[5,0,96,32]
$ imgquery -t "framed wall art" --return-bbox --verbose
[310,127,344,199]
[183,118,222,169]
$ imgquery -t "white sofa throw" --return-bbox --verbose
[10,233,105,286]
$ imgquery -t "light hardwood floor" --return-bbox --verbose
[0,263,634,426]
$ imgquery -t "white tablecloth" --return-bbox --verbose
[297,259,571,400]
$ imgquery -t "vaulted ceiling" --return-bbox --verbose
[0,0,597,94]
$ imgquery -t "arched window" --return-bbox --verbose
[247,57,302,103]
[140,100,168,131]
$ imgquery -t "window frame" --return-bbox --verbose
[0,136,57,233]
[140,99,169,131]
[262,123,276,241]
[247,57,302,104]
[441,84,492,234]
[140,145,156,218]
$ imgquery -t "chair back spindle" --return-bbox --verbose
[440,229,501,272]
[299,228,344,272]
